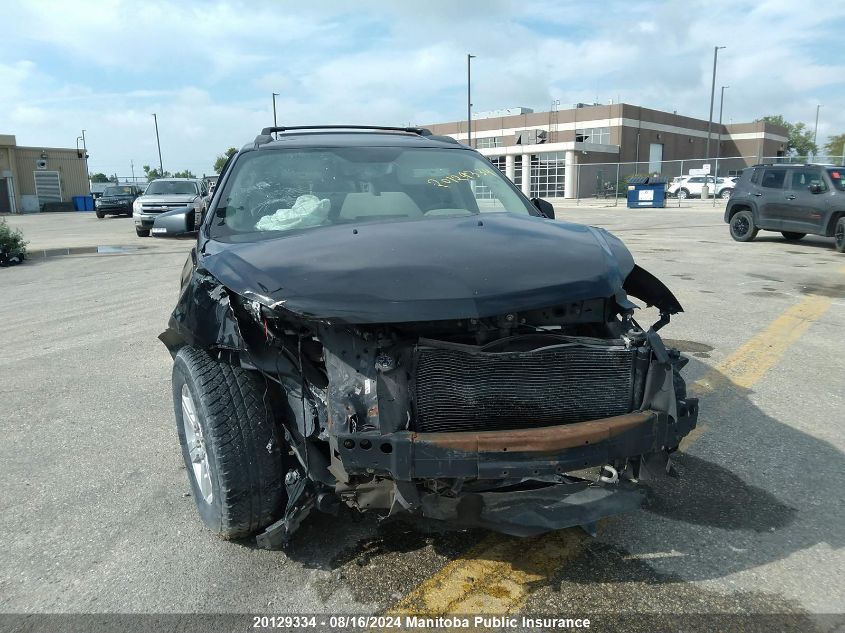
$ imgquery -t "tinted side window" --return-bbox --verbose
[790,169,825,191]
[750,168,761,184]
[689,177,704,183]
[761,169,786,189]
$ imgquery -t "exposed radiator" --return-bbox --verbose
[413,343,637,433]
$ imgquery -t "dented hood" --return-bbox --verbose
[200,213,636,323]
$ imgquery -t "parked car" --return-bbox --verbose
[668,175,733,199]
[725,164,845,252]
[157,125,699,548]
[94,185,143,218]
[132,178,208,237]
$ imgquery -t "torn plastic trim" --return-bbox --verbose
[623,264,684,332]
[623,264,684,315]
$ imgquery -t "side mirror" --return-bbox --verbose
[151,207,193,238]
[530,197,555,219]
[808,183,823,194]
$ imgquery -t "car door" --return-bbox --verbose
[686,177,704,195]
[753,168,788,229]
[783,168,826,233]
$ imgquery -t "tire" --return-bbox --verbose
[835,217,845,253]
[135,228,150,237]
[95,210,105,219]
[781,232,806,241]
[719,188,734,199]
[172,346,289,539]
[729,209,758,242]
[677,188,689,199]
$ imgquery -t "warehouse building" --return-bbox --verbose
[0,134,91,213]
[424,103,789,198]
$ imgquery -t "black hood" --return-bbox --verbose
[200,214,636,323]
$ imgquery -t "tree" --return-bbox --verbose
[823,133,845,161]
[213,147,237,174]
[172,170,196,179]
[142,165,171,181]
[760,115,818,156]
[89,172,110,183]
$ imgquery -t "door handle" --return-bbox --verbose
[752,193,763,197]
[786,195,796,200]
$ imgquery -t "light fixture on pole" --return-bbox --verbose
[272,92,279,128]
[152,113,163,175]
[705,45,726,163]
[467,54,476,148]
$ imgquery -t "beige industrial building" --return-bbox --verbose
[0,134,91,213]
[425,103,790,198]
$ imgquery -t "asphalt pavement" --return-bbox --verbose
[0,207,843,631]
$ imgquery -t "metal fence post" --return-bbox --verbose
[678,160,684,207]
[614,161,620,207]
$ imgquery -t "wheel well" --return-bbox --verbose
[727,204,752,221]
[824,211,845,237]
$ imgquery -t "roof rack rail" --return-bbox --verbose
[253,125,433,148]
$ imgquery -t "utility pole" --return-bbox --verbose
[152,113,163,175]
[272,92,279,128]
[130,159,135,183]
[812,104,822,156]
[467,54,476,148]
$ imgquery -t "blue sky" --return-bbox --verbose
[2,0,843,177]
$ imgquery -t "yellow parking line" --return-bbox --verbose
[389,265,844,618]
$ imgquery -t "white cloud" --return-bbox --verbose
[1,0,844,176]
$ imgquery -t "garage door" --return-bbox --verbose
[34,170,62,204]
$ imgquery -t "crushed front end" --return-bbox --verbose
[162,262,698,546]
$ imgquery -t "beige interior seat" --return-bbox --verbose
[339,191,423,220]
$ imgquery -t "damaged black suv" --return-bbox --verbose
[160,125,698,548]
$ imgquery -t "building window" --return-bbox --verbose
[514,158,522,188]
[530,152,565,197]
[575,127,610,145]
[475,157,507,198]
[475,136,503,149]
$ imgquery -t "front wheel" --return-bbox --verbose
[729,210,758,242]
[172,346,289,539]
[781,232,806,241]
[135,227,150,237]
[834,217,845,253]
[95,210,105,219]
[677,188,689,199]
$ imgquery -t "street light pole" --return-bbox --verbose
[714,85,729,207]
[705,45,726,164]
[467,54,476,148]
[152,113,163,175]
[812,104,822,156]
[272,92,279,128]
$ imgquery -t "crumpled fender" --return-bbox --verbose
[623,264,684,315]
[158,269,243,355]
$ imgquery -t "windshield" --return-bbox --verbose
[209,147,535,240]
[827,168,845,191]
[145,181,198,196]
[103,186,134,196]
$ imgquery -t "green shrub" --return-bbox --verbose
[0,217,28,256]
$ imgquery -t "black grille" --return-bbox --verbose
[413,344,636,433]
